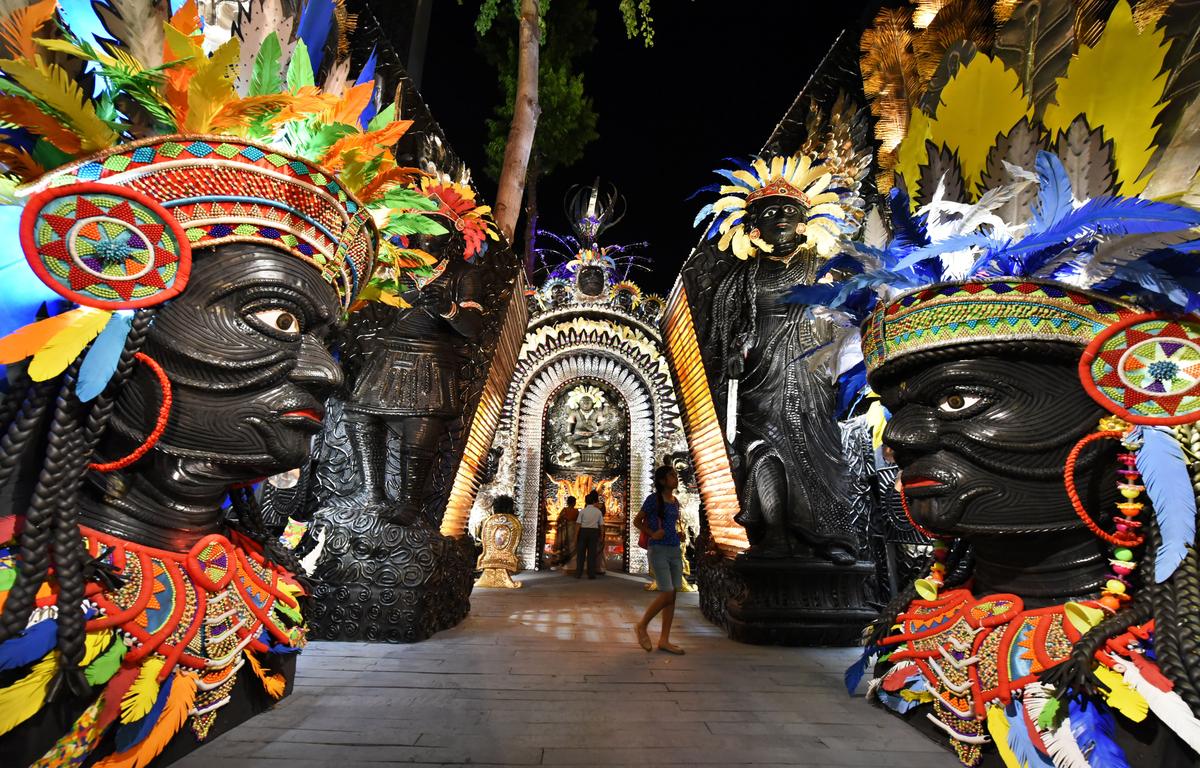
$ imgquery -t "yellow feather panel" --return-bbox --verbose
[895,107,933,205]
[1044,0,1169,196]
[985,705,1023,768]
[97,672,197,768]
[0,652,56,735]
[1094,665,1150,722]
[928,54,1031,197]
[120,657,165,724]
[182,37,241,134]
[28,308,113,382]
[0,58,118,152]
[82,630,113,666]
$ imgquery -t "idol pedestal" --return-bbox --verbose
[698,554,876,646]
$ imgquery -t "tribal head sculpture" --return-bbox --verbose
[0,2,441,764]
[810,2,1200,765]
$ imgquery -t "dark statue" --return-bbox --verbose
[708,196,858,565]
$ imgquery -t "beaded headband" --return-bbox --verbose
[20,135,378,312]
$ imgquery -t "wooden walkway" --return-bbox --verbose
[177,571,957,767]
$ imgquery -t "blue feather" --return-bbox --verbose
[713,168,754,189]
[295,0,335,75]
[887,186,929,254]
[836,363,867,418]
[876,686,921,714]
[354,47,378,129]
[692,204,715,228]
[76,312,132,402]
[891,233,1000,273]
[113,672,174,752]
[1005,701,1055,767]
[0,617,56,671]
[1030,151,1074,234]
[1133,426,1197,582]
[1067,698,1132,768]
[843,645,873,695]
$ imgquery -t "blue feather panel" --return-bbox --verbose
[76,312,132,402]
[1005,701,1055,767]
[1030,151,1074,235]
[1068,698,1132,768]
[1133,426,1197,582]
[354,47,379,129]
[886,186,929,253]
[296,0,335,75]
[844,645,873,695]
[836,363,868,419]
[0,617,56,672]
[113,673,175,752]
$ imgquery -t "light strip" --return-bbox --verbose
[441,272,530,536]
[662,279,748,556]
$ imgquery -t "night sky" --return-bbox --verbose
[415,2,867,296]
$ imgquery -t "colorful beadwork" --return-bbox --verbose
[20,183,190,310]
[22,135,378,310]
[1081,313,1200,425]
[862,280,1136,376]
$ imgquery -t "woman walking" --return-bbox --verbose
[634,466,685,654]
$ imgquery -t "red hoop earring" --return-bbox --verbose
[89,352,172,472]
[1063,429,1144,548]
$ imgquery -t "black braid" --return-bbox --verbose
[0,378,56,490]
[0,369,30,429]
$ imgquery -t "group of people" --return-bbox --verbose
[556,491,607,578]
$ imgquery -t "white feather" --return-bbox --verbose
[1120,662,1200,752]
[299,525,326,576]
[1044,717,1092,768]
[862,206,889,250]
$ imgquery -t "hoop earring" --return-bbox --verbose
[88,352,172,472]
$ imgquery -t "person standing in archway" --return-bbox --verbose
[557,496,580,568]
[574,491,604,578]
[634,466,684,654]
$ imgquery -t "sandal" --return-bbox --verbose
[634,625,653,652]
[658,642,685,655]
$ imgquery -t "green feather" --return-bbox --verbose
[366,103,396,132]
[382,213,449,237]
[375,187,439,211]
[249,32,284,97]
[1036,696,1062,730]
[84,637,127,686]
[286,40,314,92]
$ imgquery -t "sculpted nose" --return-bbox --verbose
[883,407,940,455]
[290,335,343,396]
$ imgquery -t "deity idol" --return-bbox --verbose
[695,128,870,565]
[824,3,1200,765]
[0,4,432,764]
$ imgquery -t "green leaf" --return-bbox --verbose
[249,32,284,97]
[366,103,396,132]
[1035,696,1061,730]
[382,213,449,237]
[375,186,439,211]
[83,637,127,686]
[286,40,314,92]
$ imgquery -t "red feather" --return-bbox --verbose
[98,665,139,730]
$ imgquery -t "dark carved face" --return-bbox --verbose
[876,351,1115,537]
[411,225,465,263]
[109,244,342,476]
[577,265,606,296]
[747,196,807,258]
[614,290,634,310]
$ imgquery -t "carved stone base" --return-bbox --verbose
[307,503,474,642]
[475,568,522,588]
[698,553,876,646]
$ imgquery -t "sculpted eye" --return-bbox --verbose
[252,308,301,336]
[937,393,981,413]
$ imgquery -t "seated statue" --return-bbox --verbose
[565,395,612,456]
[476,496,523,588]
[0,6,418,764]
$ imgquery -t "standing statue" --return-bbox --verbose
[342,176,493,524]
[826,3,1200,764]
[697,146,869,564]
[0,3,423,762]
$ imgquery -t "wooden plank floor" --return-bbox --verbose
[177,571,957,767]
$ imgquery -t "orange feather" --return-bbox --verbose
[327,81,374,126]
[0,144,45,182]
[168,0,200,37]
[0,95,83,154]
[94,671,197,768]
[0,308,96,366]
[0,0,58,62]
[243,651,286,700]
[207,94,295,133]
[357,166,428,201]
[319,120,413,170]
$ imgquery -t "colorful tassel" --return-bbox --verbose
[29,694,111,768]
[119,656,164,724]
[1131,426,1198,582]
[27,308,113,381]
[76,312,133,402]
[1120,661,1200,752]
[0,651,56,735]
[244,650,286,700]
[97,671,197,768]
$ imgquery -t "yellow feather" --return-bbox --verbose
[82,630,113,667]
[97,672,197,768]
[985,705,1023,768]
[927,54,1031,197]
[769,155,785,179]
[181,37,241,134]
[1043,0,1169,195]
[0,57,119,152]
[894,105,932,206]
[1094,665,1150,722]
[0,652,56,736]
[244,651,287,700]
[119,657,164,724]
[0,307,97,366]
[28,308,113,382]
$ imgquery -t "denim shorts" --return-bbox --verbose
[647,544,684,591]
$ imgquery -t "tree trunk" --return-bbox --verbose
[523,154,540,283]
[493,0,540,242]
